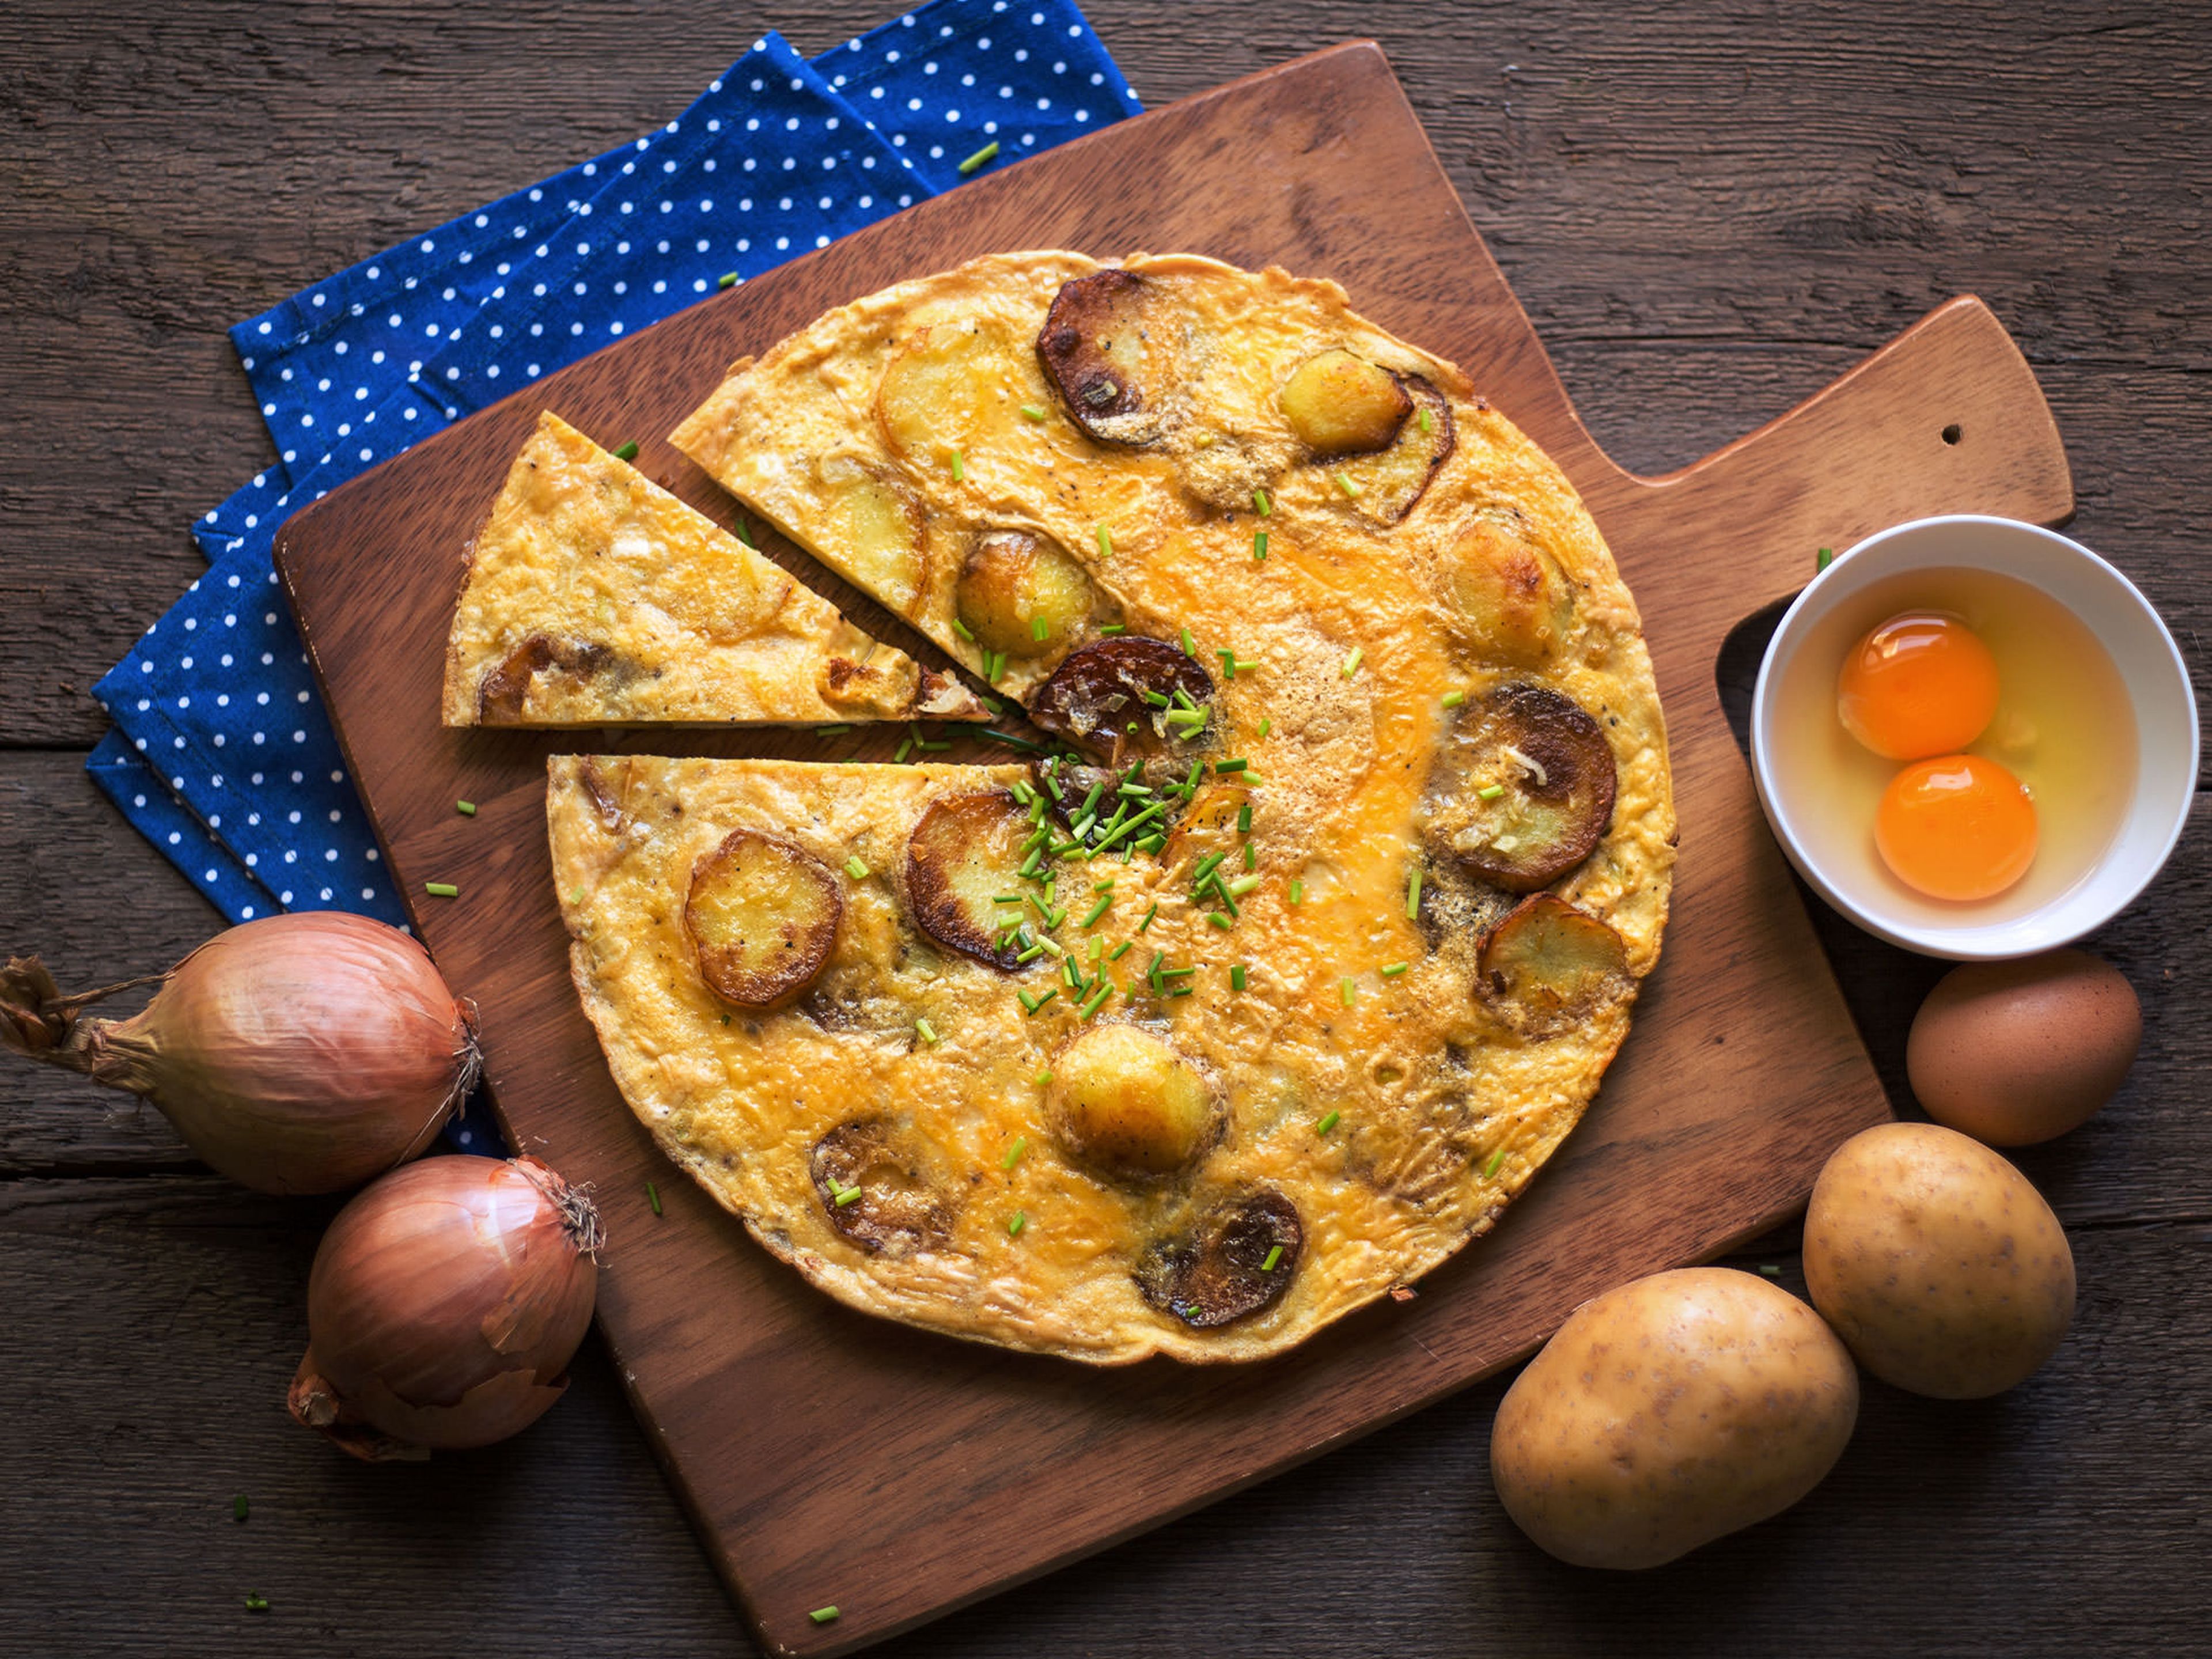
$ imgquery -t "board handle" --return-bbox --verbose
[1612,296,2073,653]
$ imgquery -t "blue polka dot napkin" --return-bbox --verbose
[87,0,1137,1153]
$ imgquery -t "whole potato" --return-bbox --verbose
[1490,1267,1858,1569]
[1803,1122,2074,1399]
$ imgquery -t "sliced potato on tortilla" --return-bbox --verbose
[685,829,843,1009]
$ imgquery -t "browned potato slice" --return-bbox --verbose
[809,1118,957,1257]
[902,791,1033,970]
[1448,512,1574,663]
[816,453,926,616]
[1036,270,1167,446]
[1338,377,1455,525]
[684,828,843,1009]
[1280,348,1412,459]
[1136,1190,1302,1328]
[1034,757,1190,836]
[1049,1024,1218,1177]
[875,319,1018,458]
[1423,683,1617,892]
[1029,637,1216,759]
[1478,894,1631,1037]
[955,529,1095,658]
[476,634,615,723]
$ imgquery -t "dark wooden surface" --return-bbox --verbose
[2,3,2206,1656]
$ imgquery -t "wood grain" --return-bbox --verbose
[4,5,2209,1657]
[270,42,2071,1655]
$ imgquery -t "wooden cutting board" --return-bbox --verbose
[275,40,2071,1656]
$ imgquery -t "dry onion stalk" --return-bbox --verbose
[289,1154,603,1460]
[1,912,478,1195]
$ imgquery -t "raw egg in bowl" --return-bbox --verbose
[1751,516,2197,960]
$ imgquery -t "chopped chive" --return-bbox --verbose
[1160,965,1196,979]
[1099,623,1127,635]
[1317,1109,1341,1135]
[424,881,459,898]
[454,799,477,816]
[1478,783,1506,800]
[817,723,854,737]
[1109,940,1133,960]
[245,1594,270,1613]
[1253,487,1272,516]
[916,737,951,751]
[994,892,1025,904]
[733,518,756,547]
[958,138,1002,174]
[1258,717,1272,738]
[894,737,915,763]
[1207,912,1234,930]
[646,1180,662,1215]
[1227,873,1262,896]
[1215,757,1249,774]
[1406,867,1423,919]
[612,440,640,462]
[1139,902,1159,933]
[1335,472,1363,499]
[1441,689,1465,709]
[1417,404,1434,434]
[1134,832,1166,854]
[1081,896,1111,927]
[1180,627,1196,658]
[949,448,965,482]
[915,1017,941,1046]
[1817,546,1835,571]
[1031,615,1050,642]
[1340,976,1356,1006]
[1016,987,1040,1009]
[1242,842,1257,871]
[233,1494,248,1522]
[1253,529,1268,562]
[1026,987,1058,1014]
[1001,1135,1029,1169]
[1097,523,1113,557]
[835,1184,863,1207]
[1289,878,1304,904]
[1237,802,1252,834]
[1194,851,1228,882]
[1020,403,1048,422]
[1341,645,1363,679]
[844,855,870,880]
[810,1607,841,1626]
[951,616,976,643]
[988,650,1007,682]
[1381,961,1410,978]
[717,270,738,290]
[1008,1210,1028,1237]
[1218,648,1237,680]
[1230,964,1248,992]
[1262,1244,1284,1271]
[1034,1069,1053,1086]
[1758,1263,1783,1277]
[1080,982,1112,1019]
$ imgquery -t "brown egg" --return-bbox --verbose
[1907,949,2140,1146]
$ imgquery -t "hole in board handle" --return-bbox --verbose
[1941,423,1963,446]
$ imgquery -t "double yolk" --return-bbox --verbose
[1836,612,2036,901]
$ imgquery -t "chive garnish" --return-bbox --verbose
[1016,987,1040,1009]
[1237,802,1252,834]
[1099,623,1127,635]
[1258,717,1273,738]
[733,518,756,547]
[817,723,854,737]
[245,1594,270,1613]
[1081,895,1111,927]
[1109,940,1132,960]
[958,139,1002,174]
[1441,689,1465,708]
[1406,867,1423,919]
[1253,487,1272,516]
[1230,964,1248,991]
[1341,646,1363,679]
[1097,524,1113,557]
[1335,472,1363,499]
[1138,902,1160,932]
[1027,987,1058,1014]
[1381,961,1409,978]
[894,737,914,763]
[1031,615,1051,643]
[1001,1136,1028,1169]
[949,448,965,482]
[1035,1069,1053,1085]
[613,440,640,462]
[915,1017,941,1046]
[717,270,738,290]
[1289,878,1304,904]
[950,616,976,643]
[1080,982,1112,1019]
[425,881,458,897]
[1008,1210,1027,1237]
[835,1184,863,1207]
[1484,1147,1506,1179]
[233,1494,248,1522]
[1242,842,1256,872]
[1262,1244,1284,1271]
[844,855,870,880]
[454,800,476,816]
[1340,977,1356,1006]
[1817,546,1835,571]
[1478,783,1505,801]
[1317,1109,1341,1135]
[1418,404,1434,434]
[1020,403,1048,422]
[810,1607,841,1625]
[1134,832,1166,854]
[1207,912,1233,930]
[1253,529,1268,562]
[1227,873,1262,897]
[1215,757,1248,774]
[646,1180,662,1215]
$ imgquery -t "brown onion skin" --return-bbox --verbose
[4,912,477,1195]
[291,1154,600,1457]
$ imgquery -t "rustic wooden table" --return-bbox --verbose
[4,3,2206,1654]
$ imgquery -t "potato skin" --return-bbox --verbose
[1803,1122,2074,1399]
[1490,1267,1858,1570]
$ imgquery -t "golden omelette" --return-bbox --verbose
[547,252,1675,1363]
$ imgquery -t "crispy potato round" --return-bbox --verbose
[955,528,1095,658]
[902,791,1033,970]
[1280,348,1412,459]
[1478,894,1631,1038]
[684,828,843,1009]
[1339,376,1455,524]
[1490,1267,1859,1569]
[1136,1189,1301,1328]
[1036,270,1166,446]
[1425,683,1618,892]
[1049,1022,1218,1177]
[1803,1122,2075,1398]
[1029,636,1217,758]
[815,453,926,616]
[809,1117,958,1258]
[1449,515,1575,664]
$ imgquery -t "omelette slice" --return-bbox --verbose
[443,411,984,726]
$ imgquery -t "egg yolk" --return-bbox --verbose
[1837,612,2000,760]
[1875,754,2038,901]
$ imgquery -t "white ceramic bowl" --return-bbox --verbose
[1751,514,2198,960]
